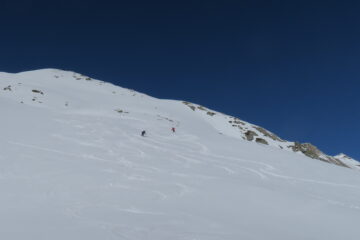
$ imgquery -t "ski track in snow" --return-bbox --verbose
[9,130,355,190]
[7,140,80,158]
[260,168,360,189]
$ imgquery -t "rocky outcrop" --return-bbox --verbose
[254,126,285,142]
[290,142,324,160]
[327,157,349,168]
[183,101,196,111]
[245,130,258,141]
[180,100,356,169]
[256,138,268,145]
[289,142,349,168]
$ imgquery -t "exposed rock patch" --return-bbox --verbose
[290,142,324,160]
[32,89,44,95]
[245,130,258,141]
[289,142,349,167]
[183,101,196,111]
[256,138,268,145]
[254,126,285,142]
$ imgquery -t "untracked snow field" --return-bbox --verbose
[1,69,360,240]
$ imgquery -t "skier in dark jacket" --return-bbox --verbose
[171,127,176,133]
[141,130,146,137]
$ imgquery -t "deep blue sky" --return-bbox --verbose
[1,0,360,159]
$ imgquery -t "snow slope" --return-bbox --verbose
[335,154,360,170]
[1,69,360,240]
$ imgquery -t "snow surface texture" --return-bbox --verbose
[1,69,360,240]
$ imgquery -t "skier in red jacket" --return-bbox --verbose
[171,127,176,133]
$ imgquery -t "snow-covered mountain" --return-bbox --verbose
[1,69,360,239]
